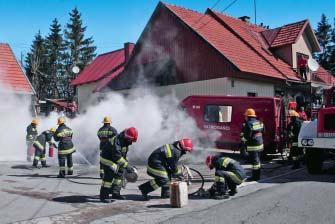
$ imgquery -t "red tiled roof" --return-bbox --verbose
[93,67,124,92]
[163,3,300,81]
[270,20,307,48]
[0,43,34,94]
[313,67,335,85]
[71,43,134,86]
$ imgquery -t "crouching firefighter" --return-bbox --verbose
[138,138,193,200]
[288,110,303,169]
[32,128,57,168]
[206,155,246,199]
[99,127,138,202]
[242,108,264,181]
[54,117,75,178]
[97,116,117,178]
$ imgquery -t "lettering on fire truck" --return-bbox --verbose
[203,124,231,131]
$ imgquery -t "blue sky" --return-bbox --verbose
[0,0,334,59]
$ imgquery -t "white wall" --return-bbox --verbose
[117,77,274,100]
[292,32,313,80]
[77,82,100,113]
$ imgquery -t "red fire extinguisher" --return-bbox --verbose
[49,147,54,157]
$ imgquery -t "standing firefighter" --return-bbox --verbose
[100,127,138,202]
[205,155,246,199]
[54,117,75,178]
[26,118,39,162]
[288,110,303,169]
[138,138,193,200]
[241,108,264,181]
[32,128,57,168]
[97,116,118,178]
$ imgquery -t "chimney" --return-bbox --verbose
[238,16,250,23]
[124,42,132,63]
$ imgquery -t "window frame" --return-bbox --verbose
[203,104,233,123]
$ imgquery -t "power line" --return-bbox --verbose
[191,0,224,27]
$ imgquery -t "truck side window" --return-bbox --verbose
[204,105,232,123]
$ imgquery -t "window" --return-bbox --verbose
[247,92,257,97]
[324,114,335,131]
[204,105,232,123]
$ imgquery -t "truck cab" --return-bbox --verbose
[298,87,335,173]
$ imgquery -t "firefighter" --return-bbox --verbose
[99,127,138,202]
[54,117,75,178]
[205,155,246,199]
[138,138,193,200]
[288,110,303,169]
[26,118,39,162]
[241,108,264,181]
[32,128,57,168]
[97,116,118,178]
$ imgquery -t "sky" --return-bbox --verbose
[0,0,334,59]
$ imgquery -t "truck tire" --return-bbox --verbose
[305,148,323,174]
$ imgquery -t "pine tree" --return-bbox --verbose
[25,31,48,100]
[329,18,335,75]
[315,14,332,70]
[64,7,97,100]
[45,18,66,99]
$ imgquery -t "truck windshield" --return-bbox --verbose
[324,114,335,131]
[204,105,232,123]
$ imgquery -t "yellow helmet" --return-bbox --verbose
[31,118,39,125]
[50,127,56,133]
[289,110,299,117]
[244,108,256,117]
[103,116,112,124]
[57,117,65,125]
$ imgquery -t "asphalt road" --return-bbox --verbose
[0,157,334,224]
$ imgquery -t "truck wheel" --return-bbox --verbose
[305,148,323,174]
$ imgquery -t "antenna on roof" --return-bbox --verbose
[254,0,257,24]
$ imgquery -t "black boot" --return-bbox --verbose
[138,184,150,201]
[251,170,260,181]
[32,160,38,168]
[161,186,170,199]
[111,184,125,200]
[67,170,73,175]
[100,187,111,203]
[57,171,65,178]
[229,188,238,196]
[215,190,230,200]
[41,161,48,168]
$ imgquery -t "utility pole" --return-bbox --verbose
[254,0,257,24]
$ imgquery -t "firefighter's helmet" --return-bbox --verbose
[31,118,39,125]
[179,138,193,152]
[289,110,299,117]
[244,108,256,117]
[206,155,215,169]
[57,117,65,125]
[103,116,111,124]
[50,127,56,133]
[124,127,138,142]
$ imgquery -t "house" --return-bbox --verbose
[0,43,35,95]
[71,42,134,113]
[99,2,334,104]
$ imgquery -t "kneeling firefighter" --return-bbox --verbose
[32,128,57,167]
[99,127,138,202]
[54,117,75,178]
[206,155,246,199]
[138,138,193,200]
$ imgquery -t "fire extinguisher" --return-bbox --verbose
[49,147,54,157]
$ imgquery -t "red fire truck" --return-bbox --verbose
[181,95,286,154]
[298,87,335,174]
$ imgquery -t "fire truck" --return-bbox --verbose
[298,87,335,174]
[181,96,286,154]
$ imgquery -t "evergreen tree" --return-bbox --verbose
[330,18,335,74]
[315,14,332,70]
[45,18,66,99]
[64,7,96,99]
[25,31,48,100]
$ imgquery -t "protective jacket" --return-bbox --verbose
[54,124,75,155]
[147,142,183,178]
[214,156,246,180]
[288,118,302,147]
[97,124,117,150]
[241,118,264,152]
[33,130,55,151]
[26,124,38,143]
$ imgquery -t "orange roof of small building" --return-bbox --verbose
[0,43,34,94]
[270,20,308,47]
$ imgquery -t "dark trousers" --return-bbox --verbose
[139,172,170,197]
[248,151,261,180]
[300,67,307,80]
[290,146,304,167]
[33,147,46,167]
[100,164,124,199]
[58,153,73,177]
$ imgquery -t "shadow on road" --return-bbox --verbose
[53,195,103,203]
[147,204,172,209]
[7,173,57,178]
[11,165,35,170]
